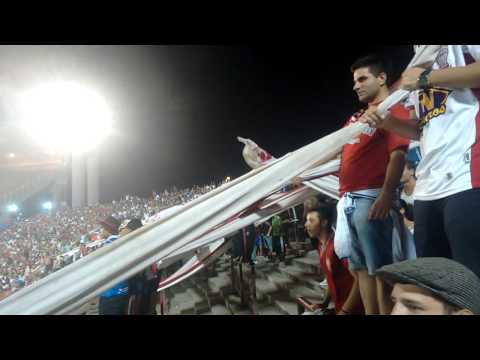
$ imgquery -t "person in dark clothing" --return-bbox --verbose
[98,215,129,315]
[243,224,256,265]
[118,218,158,315]
[230,230,244,261]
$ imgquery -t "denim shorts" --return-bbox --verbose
[345,194,393,275]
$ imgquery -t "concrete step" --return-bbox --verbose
[208,275,231,293]
[288,284,326,304]
[225,295,251,315]
[256,305,286,315]
[292,256,320,274]
[185,288,210,314]
[231,305,253,315]
[277,265,324,291]
[255,278,279,302]
[168,291,197,315]
[209,304,232,315]
[274,299,298,315]
[288,241,309,250]
[85,299,99,315]
[264,271,296,291]
[168,284,186,295]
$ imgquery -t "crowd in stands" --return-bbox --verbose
[0,181,224,299]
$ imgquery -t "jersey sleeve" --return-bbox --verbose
[383,128,410,154]
[465,45,480,61]
[389,103,411,120]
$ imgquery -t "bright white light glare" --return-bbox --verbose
[7,204,18,213]
[18,82,113,154]
[8,153,15,158]
[42,201,53,210]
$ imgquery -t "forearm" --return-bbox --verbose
[384,116,421,141]
[382,150,406,196]
[428,61,480,89]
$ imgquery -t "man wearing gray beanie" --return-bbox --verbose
[377,258,480,315]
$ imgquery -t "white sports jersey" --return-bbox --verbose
[407,45,480,201]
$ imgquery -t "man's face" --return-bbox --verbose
[353,67,385,103]
[304,212,322,239]
[390,283,466,315]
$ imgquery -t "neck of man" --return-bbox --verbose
[367,86,390,110]
[318,229,330,245]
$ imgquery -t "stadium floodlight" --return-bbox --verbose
[7,204,18,213]
[42,201,53,210]
[17,81,113,154]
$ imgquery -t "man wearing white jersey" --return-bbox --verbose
[360,45,480,277]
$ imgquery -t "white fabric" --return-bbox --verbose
[237,136,275,169]
[400,190,415,206]
[333,189,381,260]
[334,196,350,260]
[411,45,480,201]
[0,122,365,314]
[157,239,228,292]
[334,190,416,262]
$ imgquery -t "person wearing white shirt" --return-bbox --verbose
[360,45,480,277]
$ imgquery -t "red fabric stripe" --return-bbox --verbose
[464,53,480,187]
[471,97,480,188]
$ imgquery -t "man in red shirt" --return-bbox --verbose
[335,55,410,315]
[304,204,364,315]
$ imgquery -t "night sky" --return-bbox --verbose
[0,45,414,202]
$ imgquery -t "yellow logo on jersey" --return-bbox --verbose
[418,88,452,129]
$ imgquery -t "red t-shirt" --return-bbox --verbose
[318,237,362,314]
[339,104,410,195]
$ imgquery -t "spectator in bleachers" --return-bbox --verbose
[399,160,416,233]
[120,218,158,315]
[98,215,130,315]
[260,220,273,259]
[270,215,284,262]
[377,257,480,315]
[0,179,227,299]
[250,221,272,264]
[337,54,409,315]
[304,204,364,315]
[303,197,320,251]
[360,45,480,279]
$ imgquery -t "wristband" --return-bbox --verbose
[417,69,432,90]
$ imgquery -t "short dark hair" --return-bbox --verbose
[306,202,336,231]
[351,54,391,82]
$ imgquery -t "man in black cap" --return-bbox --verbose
[377,258,480,315]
